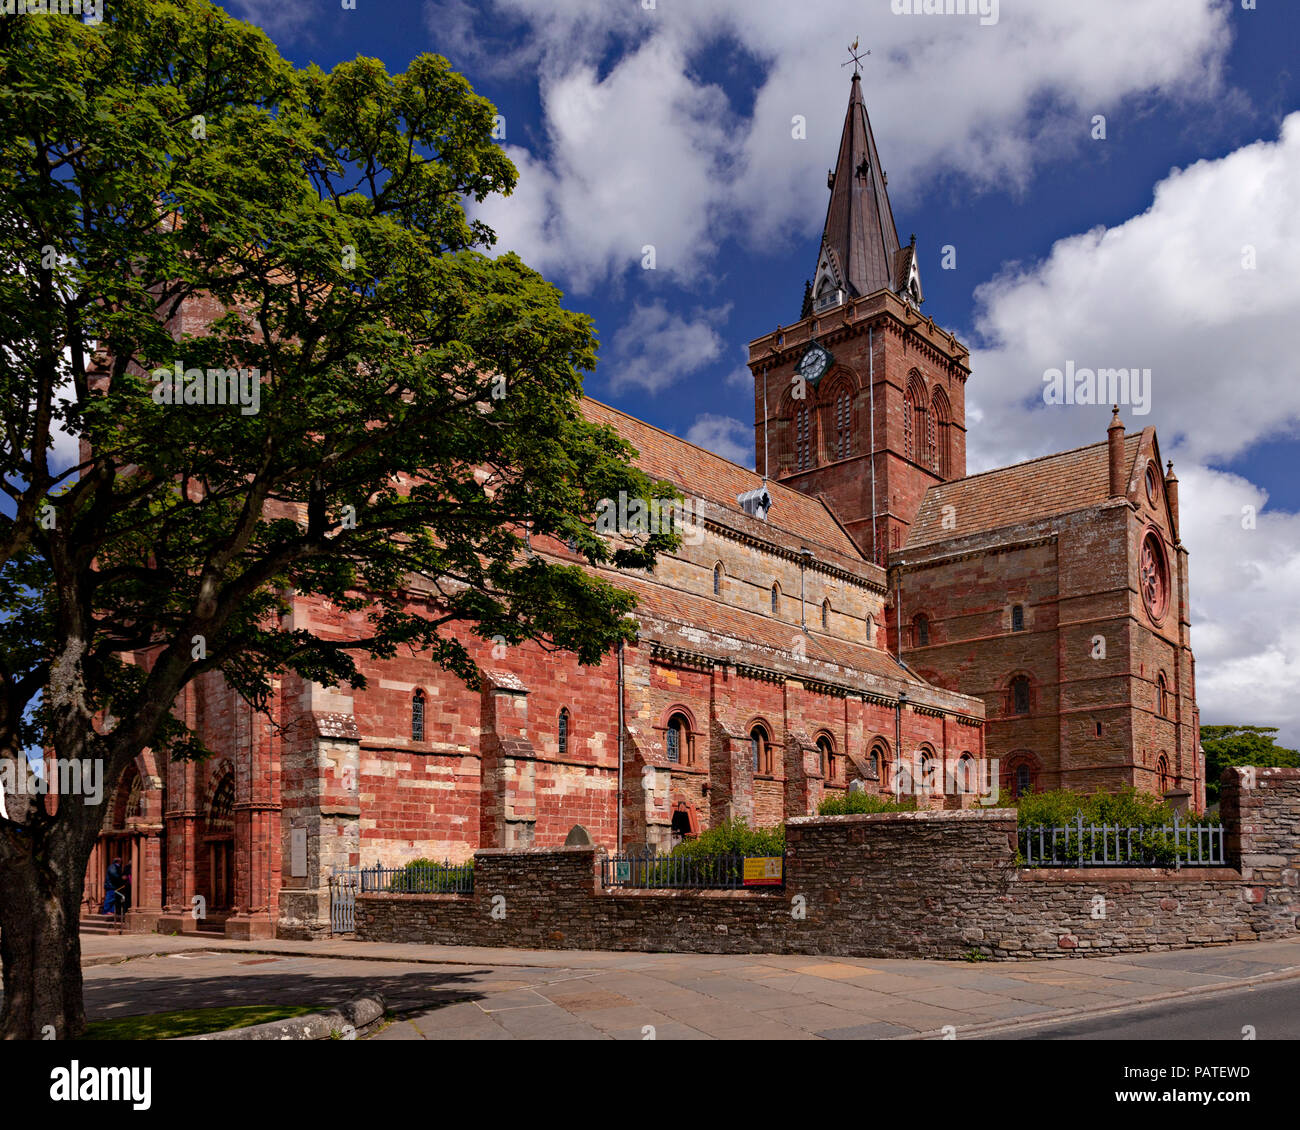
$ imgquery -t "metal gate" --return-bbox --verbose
[329,869,359,934]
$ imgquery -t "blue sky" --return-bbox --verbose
[222,0,1300,745]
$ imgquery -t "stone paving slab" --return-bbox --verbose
[63,932,1300,1041]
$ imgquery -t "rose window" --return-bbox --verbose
[1140,533,1169,621]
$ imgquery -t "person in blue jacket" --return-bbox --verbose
[101,857,123,916]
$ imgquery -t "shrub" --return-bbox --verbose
[1011,787,1221,867]
[817,792,916,816]
[670,819,784,859]
[385,857,473,893]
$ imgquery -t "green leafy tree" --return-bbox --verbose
[0,1,677,1037]
[1201,725,1300,802]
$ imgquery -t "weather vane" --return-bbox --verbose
[842,37,870,76]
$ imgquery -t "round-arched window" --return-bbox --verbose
[1145,463,1160,505]
[1140,532,1169,622]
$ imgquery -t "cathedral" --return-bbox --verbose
[82,72,1200,939]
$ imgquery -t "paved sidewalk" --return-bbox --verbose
[73,933,1300,1040]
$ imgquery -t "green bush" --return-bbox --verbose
[385,857,473,893]
[1009,787,1221,867]
[817,791,916,816]
[1002,787,1220,829]
[669,819,784,859]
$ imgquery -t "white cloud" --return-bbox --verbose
[685,413,753,468]
[452,0,1236,289]
[472,35,739,292]
[967,113,1300,471]
[963,115,1300,748]
[604,302,729,395]
[1175,465,1300,748]
[227,0,318,39]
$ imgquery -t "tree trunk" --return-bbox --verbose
[0,843,88,1039]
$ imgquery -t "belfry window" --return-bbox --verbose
[834,388,852,459]
[412,690,426,742]
[794,404,812,471]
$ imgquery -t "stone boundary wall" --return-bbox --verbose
[354,768,1300,959]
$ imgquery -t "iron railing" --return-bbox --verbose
[602,851,785,890]
[1019,813,1225,869]
[360,860,475,894]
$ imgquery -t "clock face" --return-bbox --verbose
[798,343,831,383]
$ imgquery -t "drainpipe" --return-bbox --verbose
[617,638,625,854]
[800,548,813,629]
[895,690,907,799]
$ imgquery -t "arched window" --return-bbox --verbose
[821,599,831,631]
[827,383,853,460]
[931,388,951,477]
[750,724,772,775]
[713,563,723,596]
[1014,763,1032,798]
[868,741,887,780]
[905,376,929,467]
[956,752,976,794]
[903,386,916,462]
[1156,753,1172,793]
[666,713,691,765]
[1011,604,1025,632]
[411,689,426,742]
[794,402,812,472]
[771,583,780,616]
[865,614,874,644]
[1156,672,1169,718]
[817,734,836,782]
[1010,675,1031,715]
[558,707,570,755]
[919,747,937,794]
[912,613,929,647]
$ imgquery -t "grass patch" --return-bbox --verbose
[81,1003,319,1041]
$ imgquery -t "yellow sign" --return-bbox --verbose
[743,857,784,886]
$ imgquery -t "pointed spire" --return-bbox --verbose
[810,72,906,314]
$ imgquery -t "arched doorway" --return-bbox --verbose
[202,769,235,913]
[86,759,164,927]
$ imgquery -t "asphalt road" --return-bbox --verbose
[985,977,1300,1040]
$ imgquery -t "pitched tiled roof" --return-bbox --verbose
[904,433,1145,551]
[580,564,980,717]
[581,397,865,562]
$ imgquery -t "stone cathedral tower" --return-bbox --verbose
[749,69,970,563]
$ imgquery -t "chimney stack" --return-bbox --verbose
[1164,461,1179,538]
[1108,406,1126,498]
